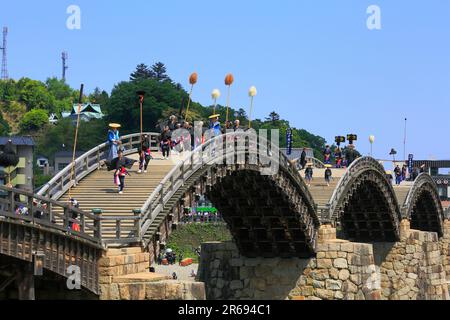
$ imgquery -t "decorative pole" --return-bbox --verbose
[224,73,234,125]
[184,72,198,122]
[403,117,407,162]
[68,84,84,199]
[136,91,146,152]
[369,135,375,157]
[211,89,221,115]
[248,86,257,129]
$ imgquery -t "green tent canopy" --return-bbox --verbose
[194,207,218,213]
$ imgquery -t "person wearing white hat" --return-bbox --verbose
[107,123,122,161]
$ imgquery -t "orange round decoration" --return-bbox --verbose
[189,72,198,85]
[225,73,234,86]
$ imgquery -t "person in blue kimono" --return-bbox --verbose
[107,123,121,160]
[208,114,221,136]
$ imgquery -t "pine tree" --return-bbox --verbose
[151,62,170,82]
[130,63,154,81]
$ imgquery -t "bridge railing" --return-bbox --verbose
[327,156,401,223]
[138,131,317,247]
[291,157,326,169]
[37,132,160,200]
[0,186,103,247]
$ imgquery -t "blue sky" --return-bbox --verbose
[1,0,449,162]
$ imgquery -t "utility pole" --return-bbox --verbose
[0,27,8,80]
[403,118,407,162]
[62,51,68,81]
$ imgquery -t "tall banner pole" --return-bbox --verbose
[211,89,220,115]
[224,74,234,126]
[136,91,146,152]
[68,84,84,199]
[248,86,257,129]
[184,73,198,122]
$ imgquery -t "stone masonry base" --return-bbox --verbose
[198,220,450,300]
[98,247,205,300]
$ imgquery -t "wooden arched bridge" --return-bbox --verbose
[0,131,446,298]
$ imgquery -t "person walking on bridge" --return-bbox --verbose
[401,164,408,182]
[160,126,172,160]
[114,150,129,194]
[305,163,313,187]
[394,165,402,186]
[323,145,332,165]
[107,123,122,161]
[138,134,151,174]
[334,147,342,168]
[324,165,333,187]
[300,148,307,170]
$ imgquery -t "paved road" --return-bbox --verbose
[151,263,199,282]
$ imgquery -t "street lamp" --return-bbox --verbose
[136,90,146,151]
[335,136,346,147]
[369,135,375,157]
[347,134,358,145]
[389,148,397,163]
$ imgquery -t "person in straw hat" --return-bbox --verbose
[107,123,122,161]
[209,114,222,137]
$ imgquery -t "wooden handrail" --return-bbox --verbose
[0,185,103,248]
[37,132,160,199]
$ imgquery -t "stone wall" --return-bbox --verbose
[374,220,449,300]
[198,221,450,300]
[98,247,205,300]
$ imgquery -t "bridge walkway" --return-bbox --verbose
[53,152,176,243]
[300,168,414,214]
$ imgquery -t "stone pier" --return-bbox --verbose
[198,221,450,300]
[98,247,205,300]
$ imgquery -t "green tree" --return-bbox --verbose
[45,77,73,100]
[0,113,10,135]
[130,63,154,82]
[266,111,280,124]
[17,78,56,112]
[0,79,19,102]
[89,87,109,107]
[35,118,107,160]
[151,62,170,82]
[20,109,49,133]
[107,78,186,133]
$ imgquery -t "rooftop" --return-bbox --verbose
[0,136,35,146]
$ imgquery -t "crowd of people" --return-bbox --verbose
[390,164,427,186]
[181,210,222,224]
[156,249,182,266]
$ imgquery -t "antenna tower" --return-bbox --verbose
[62,51,68,81]
[0,27,8,80]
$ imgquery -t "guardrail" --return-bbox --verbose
[0,185,103,248]
[37,132,160,200]
[291,157,326,169]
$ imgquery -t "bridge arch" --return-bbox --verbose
[403,174,444,236]
[328,157,402,242]
[139,132,321,259]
